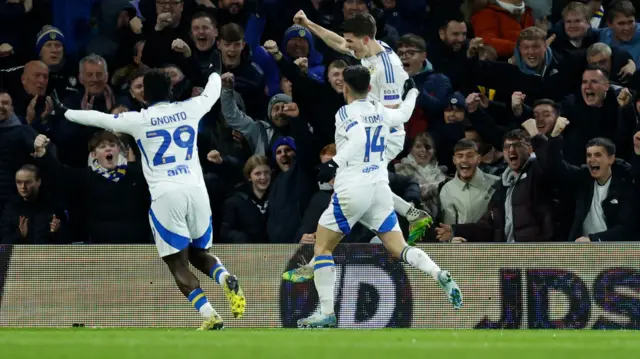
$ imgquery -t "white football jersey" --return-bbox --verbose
[331,90,418,191]
[65,73,222,199]
[359,41,409,107]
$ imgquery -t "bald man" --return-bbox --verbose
[21,61,49,97]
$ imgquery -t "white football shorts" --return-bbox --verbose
[319,182,400,234]
[149,186,213,257]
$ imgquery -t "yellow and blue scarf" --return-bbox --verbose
[88,153,128,183]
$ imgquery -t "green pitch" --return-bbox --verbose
[0,329,637,359]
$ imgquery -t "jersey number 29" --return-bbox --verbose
[138,125,195,166]
[364,125,385,162]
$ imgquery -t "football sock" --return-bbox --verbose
[392,193,412,218]
[313,255,336,316]
[400,246,440,281]
[209,258,230,287]
[187,287,218,319]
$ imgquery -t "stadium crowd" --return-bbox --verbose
[1,0,640,244]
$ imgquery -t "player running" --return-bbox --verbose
[49,71,245,330]
[293,10,432,242]
[281,11,431,285]
[296,66,462,329]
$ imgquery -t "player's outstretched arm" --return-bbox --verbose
[293,11,350,55]
[383,88,419,127]
[64,110,141,135]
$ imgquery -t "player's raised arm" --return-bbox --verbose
[383,86,419,128]
[188,72,222,117]
[293,10,351,55]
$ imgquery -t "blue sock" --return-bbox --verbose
[209,262,229,285]
[187,287,214,318]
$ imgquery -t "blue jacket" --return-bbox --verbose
[598,24,640,61]
[253,24,325,97]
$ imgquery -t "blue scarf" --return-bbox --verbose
[88,153,128,182]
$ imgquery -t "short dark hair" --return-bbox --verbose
[343,65,371,95]
[608,0,636,22]
[128,67,149,85]
[219,23,244,42]
[396,34,426,52]
[143,69,172,104]
[503,129,531,144]
[342,13,377,38]
[533,99,560,116]
[17,164,41,180]
[88,131,121,152]
[454,138,479,153]
[192,10,217,27]
[586,137,616,156]
[584,64,610,79]
[438,13,465,31]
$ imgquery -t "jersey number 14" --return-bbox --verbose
[364,125,385,162]
[137,125,196,166]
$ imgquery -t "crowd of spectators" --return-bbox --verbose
[1,0,640,244]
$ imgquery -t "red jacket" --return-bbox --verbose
[471,4,535,57]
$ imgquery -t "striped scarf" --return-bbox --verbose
[88,153,128,183]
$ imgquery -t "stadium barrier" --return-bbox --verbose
[0,244,638,329]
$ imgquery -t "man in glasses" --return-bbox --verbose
[436,129,555,242]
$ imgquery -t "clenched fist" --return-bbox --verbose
[511,91,526,116]
[155,13,173,31]
[293,10,309,26]
[207,150,223,164]
[294,57,309,73]
[521,118,539,137]
[221,72,235,89]
[171,39,192,58]
[617,87,632,107]
[465,93,482,113]
[551,117,570,138]
[466,37,483,58]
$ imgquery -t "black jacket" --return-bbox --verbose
[0,193,66,244]
[0,115,37,214]
[275,55,344,155]
[427,38,472,93]
[220,184,269,243]
[535,135,635,241]
[560,88,636,165]
[37,151,151,243]
[266,116,318,243]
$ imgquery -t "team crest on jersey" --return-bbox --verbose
[368,65,375,74]
[69,77,77,87]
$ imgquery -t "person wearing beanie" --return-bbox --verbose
[34,26,81,101]
[220,73,296,157]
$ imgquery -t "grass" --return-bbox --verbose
[0,329,637,359]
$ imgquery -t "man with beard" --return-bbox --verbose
[436,129,554,242]
[427,15,473,93]
[531,123,635,242]
[439,139,499,225]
